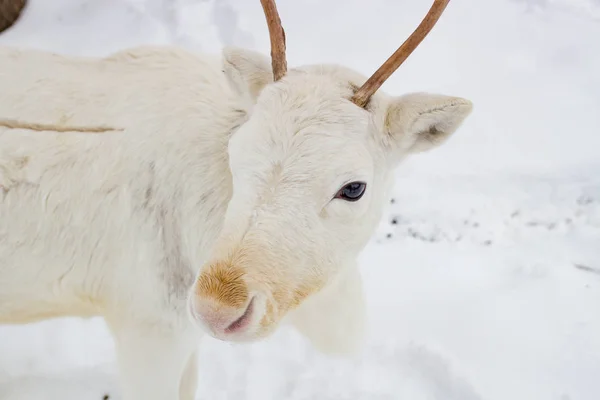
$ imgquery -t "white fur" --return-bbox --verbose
[0,44,473,399]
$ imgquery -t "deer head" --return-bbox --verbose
[189,0,472,349]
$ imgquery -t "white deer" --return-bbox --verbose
[0,0,471,399]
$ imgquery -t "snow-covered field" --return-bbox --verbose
[1,0,599,399]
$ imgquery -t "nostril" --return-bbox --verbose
[225,296,255,334]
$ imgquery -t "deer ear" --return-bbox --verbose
[223,46,273,101]
[383,93,473,155]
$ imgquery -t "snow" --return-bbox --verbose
[1,0,599,399]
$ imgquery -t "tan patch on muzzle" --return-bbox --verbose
[195,261,249,308]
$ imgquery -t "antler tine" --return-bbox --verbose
[351,0,451,108]
[260,0,287,81]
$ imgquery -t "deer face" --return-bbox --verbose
[188,47,473,344]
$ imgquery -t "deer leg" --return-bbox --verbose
[179,350,199,400]
[107,319,200,400]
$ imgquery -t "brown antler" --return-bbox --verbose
[0,0,27,34]
[260,0,287,81]
[351,0,451,108]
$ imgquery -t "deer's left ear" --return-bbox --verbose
[383,93,473,154]
[222,46,273,102]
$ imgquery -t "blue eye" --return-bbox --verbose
[334,181,367,202]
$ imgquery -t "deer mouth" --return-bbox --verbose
[225,296,255,334]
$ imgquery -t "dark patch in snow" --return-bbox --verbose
[574,263,600,276]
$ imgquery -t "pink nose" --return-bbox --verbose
[189,295,256,337]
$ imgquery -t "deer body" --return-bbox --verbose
[0,45,242,399]
[0,45,232,321]
[0,3,472,398]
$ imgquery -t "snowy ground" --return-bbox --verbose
[1,0,599,399]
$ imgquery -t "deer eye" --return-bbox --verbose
[334,181,367,202]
